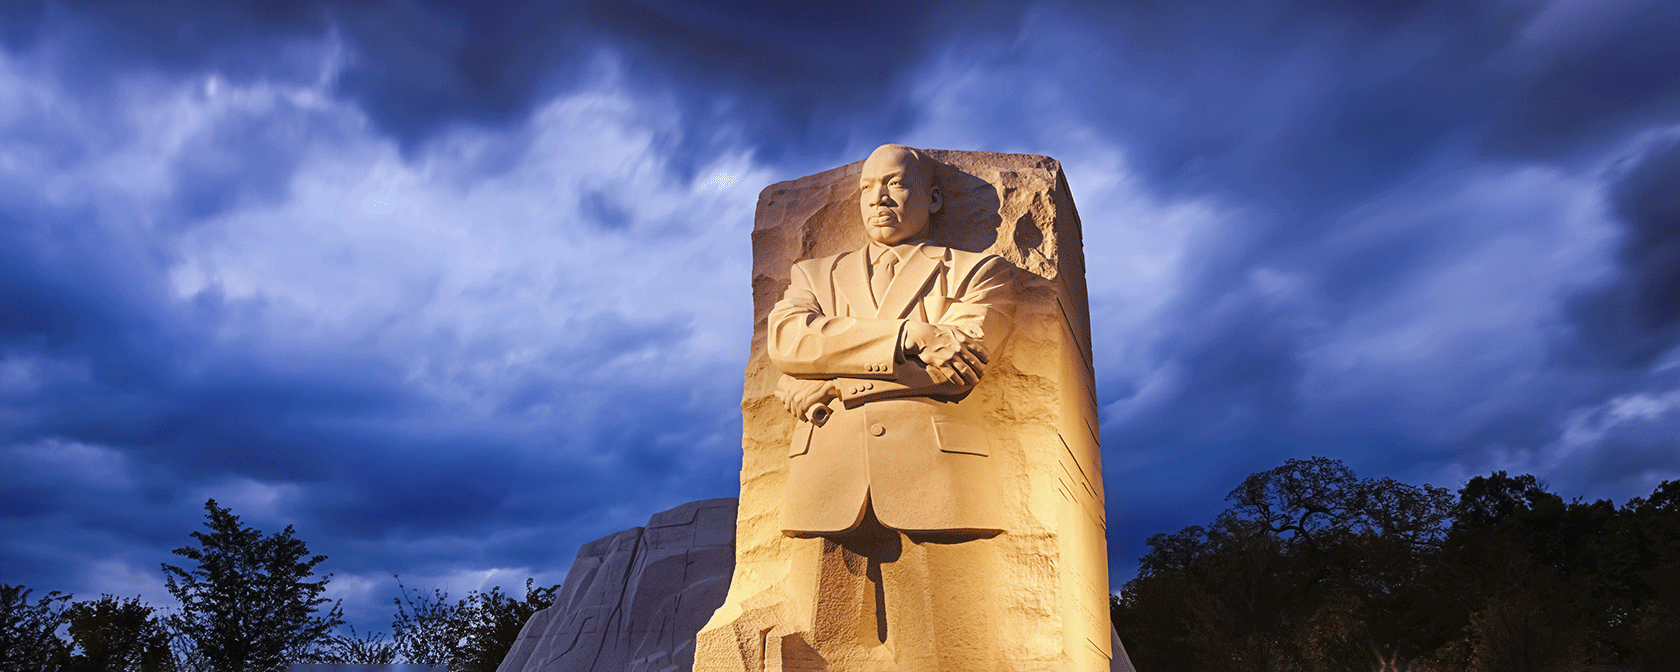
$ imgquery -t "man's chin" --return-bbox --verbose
[867,227,902,244]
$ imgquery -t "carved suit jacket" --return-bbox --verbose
[767,243,1016,535]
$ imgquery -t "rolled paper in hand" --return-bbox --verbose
[805,403,831,427]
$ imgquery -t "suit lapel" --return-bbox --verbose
[876,244,944,319]
[833,249,871,317]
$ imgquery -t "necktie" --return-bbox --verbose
[872,252,897,305]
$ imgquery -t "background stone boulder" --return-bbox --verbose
[496,498,738,672]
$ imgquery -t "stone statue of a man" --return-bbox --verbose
[697,143,1112,672]
[764,143,1018,668]
[769,144,1016,536]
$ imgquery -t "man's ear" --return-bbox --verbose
[927,185,943,214]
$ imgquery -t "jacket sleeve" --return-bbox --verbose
[835,254,1017,404]
[767,258,905,379]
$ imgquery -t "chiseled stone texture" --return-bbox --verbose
[694,150,1116,671]
[497,498,738,672]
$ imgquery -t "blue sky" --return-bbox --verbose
[3,0,1678,636]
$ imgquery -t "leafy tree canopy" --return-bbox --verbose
[161,499,343,672]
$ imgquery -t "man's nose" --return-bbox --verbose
[870,183,893,205]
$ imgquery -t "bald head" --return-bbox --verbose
[858,144,943,246]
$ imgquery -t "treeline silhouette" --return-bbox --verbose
[1112,457,1680,672]
[2,499,557,672]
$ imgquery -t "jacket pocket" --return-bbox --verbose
[932,418,989,456]
[789,421,814,457]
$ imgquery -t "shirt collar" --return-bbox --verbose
[868,241,921,266]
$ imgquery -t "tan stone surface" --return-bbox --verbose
[694,148,1111,671]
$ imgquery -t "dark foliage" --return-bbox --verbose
[391,576,560,672]
[1116,458,1680,672]
[161,499,343,672]
[312,624,398,666]
[1,584,72,672]
[64,595,175,672]
[6,500,559,671]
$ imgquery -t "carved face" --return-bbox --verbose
[859,145,942,246]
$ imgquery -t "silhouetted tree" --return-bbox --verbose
[161,499,342,672]
[1451,471,1560,531]
[1628,480,1680,672]
[313,625,398,666]
[63,595,174,672]
[1,584,72,672]
[1119,458,1476,671]
[391,578,461,668]
[1121,464,1680,671]
[390,575,559,671]
[453,579,559,672]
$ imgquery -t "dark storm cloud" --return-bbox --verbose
[10,0,1670,196]
[1025,0,1680,573]
[1,1,1031,175]
[1565,136,1680,366]
[1040,1,1675,397]
[1612,138,1680,331]
[4,0,1680,636]
[169,108,324,221]
[0,191,413,484]
[1006,1,1508,209]
[0,39,743,624]
[1485,0,1680,158]
[1,0,587,144]
[1,1,336,93]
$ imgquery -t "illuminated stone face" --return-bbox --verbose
[857,145,942,247]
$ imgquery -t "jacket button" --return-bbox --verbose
[870,424,886,436]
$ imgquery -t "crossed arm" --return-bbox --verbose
[767,255,1015,421]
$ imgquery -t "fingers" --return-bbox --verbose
[783,379,838,421]
[949,351,982,385]
[791,388,814,417]
[927,354,978,386]
[776,378,795,417]
[920,328,987,386]
[903,321,938,356]
[950,350,983,385]
[946,328,988,365]
[781,377,817,419]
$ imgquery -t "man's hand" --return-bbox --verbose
[776,375,840,422]
[902,322,988,385]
